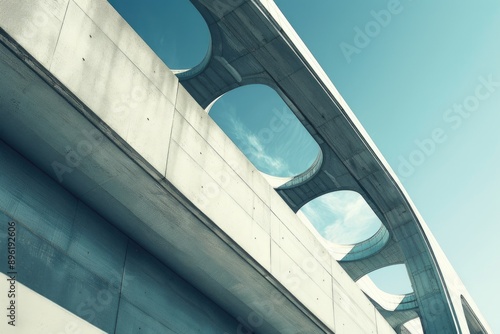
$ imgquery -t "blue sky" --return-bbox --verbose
[110,0,499,331]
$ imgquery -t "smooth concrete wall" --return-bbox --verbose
[0,141,241,333]
[0,0,397,333]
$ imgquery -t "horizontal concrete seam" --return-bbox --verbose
[268,243,334,333]
[172,107,272,207]
[169,135,256,221]
[278,222,333,290]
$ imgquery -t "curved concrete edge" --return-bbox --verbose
[357,276,418,312]
[260,172,293,188]
[337,224,391,262]
[0,33,326,333]
[400,318,424,334]
[254,3,493,331]
[174,40,213,80]
[0,0,397,333]
[256,0,403,196]
[191,1,492,332]
[278,149,324,189]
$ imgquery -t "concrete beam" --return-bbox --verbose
[178,0,493,333]
[0,0,401,332]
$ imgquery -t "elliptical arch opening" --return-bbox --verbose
[367,264,413,295]
[108,0,211,71]
[208,84,321,180]
[298,190,384,247]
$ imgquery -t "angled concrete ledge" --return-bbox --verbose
[178,0,492,333]
[0,0,400,333]
[0,0,492,333]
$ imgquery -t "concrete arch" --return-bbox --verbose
[358,274,420,331]
[173,42,212,80]
[340,237,405,280]
[178,0,281,107]
[109,0,211,71]
[0,0,493,332]
[334,224,390,262]
[175,1,491,332]
[207,84,321,178]
[364,264,414,296]
[297,190,389,258]
[276,143,363,212]
[261,147,323,189]
[276,149,323,189]
[357,275,418,312]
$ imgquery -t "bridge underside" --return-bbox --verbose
[0,0,492,333]
[180,1,491,333]
[0,34,332,333]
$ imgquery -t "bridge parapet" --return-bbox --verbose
[0,0,491,332]
[0,0,405,333]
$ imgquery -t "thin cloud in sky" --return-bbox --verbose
[300,191,381,245]
[208,84,320,178]
[227,112,292,176]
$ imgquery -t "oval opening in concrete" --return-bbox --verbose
[208,84,321,179]
[108,0,210,70]
[298,190,382,245]
[367,264,413,295]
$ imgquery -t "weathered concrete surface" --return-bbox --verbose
[178,0,492,333]
[0,0,400,333]
[0,144,243,333]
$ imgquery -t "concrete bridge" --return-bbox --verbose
[0,0,491,333]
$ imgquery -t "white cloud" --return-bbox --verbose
[227,113,292,176]
[300,191,381,245]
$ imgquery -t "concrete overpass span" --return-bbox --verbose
[0,0,491,333]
